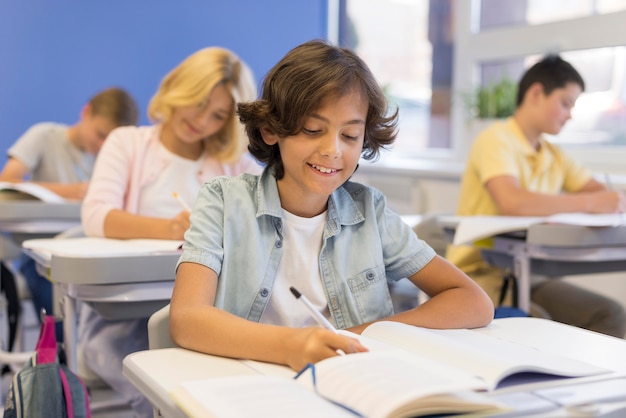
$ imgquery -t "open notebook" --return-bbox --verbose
[170,321,608,418]
[446,213,626,246]
[0,181,66,203]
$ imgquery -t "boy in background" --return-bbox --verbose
[447,55,626,338]
[0,87,139,199]
[0,87,139,345]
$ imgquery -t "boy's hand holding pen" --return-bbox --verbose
[604,174,626,223]
[290,286,368,359]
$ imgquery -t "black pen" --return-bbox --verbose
[290,286,338,334]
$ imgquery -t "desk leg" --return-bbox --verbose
[514,255,531,313]
[62,292,78,372]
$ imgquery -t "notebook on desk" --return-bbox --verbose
[446,213,626,246]
[0,181,66,203]
[169,321,609,418]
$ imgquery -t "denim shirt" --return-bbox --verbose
[178,170,436,329]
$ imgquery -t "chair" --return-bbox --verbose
[146,304,175,418]
[412,214,451,305]
[148,304,175,350]
[413,214,449,256]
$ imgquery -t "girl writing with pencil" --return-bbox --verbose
[170,40,494,373]
[80,47,261,417]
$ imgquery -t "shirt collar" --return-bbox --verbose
[507,117,554,173]
[255,169,365,230]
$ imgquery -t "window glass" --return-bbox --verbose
[556,47,626,146]
[339,0,626,166]
[479,47,626,146]
[478,0,626,31]
[340,0,453,155]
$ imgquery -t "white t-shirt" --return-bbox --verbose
[136,142,204,218]
[260,209,331,328]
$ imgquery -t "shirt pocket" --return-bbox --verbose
[347,264,393,323]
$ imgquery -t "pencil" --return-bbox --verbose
[172,192,191,212]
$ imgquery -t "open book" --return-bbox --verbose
[445,213,626,246]
[172,350,508,418]
[169,321,608,418]
[0,181,66,203]
[357,321,607,390]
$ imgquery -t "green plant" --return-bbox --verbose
[468,77,518,119]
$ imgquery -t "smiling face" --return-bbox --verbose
[162,83,234,147]
[262,88,368,217]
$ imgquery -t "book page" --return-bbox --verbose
[171,375,355,418]
[361,322,608,391]
[306,350,504,418]
[0,181,66,203]
[449,213,626,246]
[22,237,183,260]
[450,215,543,245]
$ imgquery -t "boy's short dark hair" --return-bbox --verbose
[516,54,585,106]
[89,87,139,127]
[238,39,398,179]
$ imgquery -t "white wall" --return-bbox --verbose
[353,163,626,314]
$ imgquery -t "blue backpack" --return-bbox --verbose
[4,315,91,418]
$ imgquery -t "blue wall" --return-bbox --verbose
[0,1,328,164]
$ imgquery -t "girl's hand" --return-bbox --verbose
[168,210,191,240]
[284,327,368,371]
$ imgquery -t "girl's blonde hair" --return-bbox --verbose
[148,47,257,162]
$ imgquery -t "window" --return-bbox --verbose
[478,0,626,30]
[476,47,626,146]
[338,0,453,156]
[457,1,626,170]
[335,0,626,171]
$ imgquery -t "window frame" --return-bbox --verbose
[454,1,626,172]
[329,0,626,173]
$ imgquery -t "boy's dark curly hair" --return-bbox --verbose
[238,39,398,179]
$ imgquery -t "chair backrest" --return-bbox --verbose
[411,214,452,305]
[413,215,449,256]
[148,304,176,349]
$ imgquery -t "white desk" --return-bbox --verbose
[440,216,626,312]
[123,317,626,418]
[22,238,181,372]
[0,200,81,258]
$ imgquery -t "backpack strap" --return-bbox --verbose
[59,367,75,418]
[59,365,92,418]
[498,270,519,308]
[35,315,58,364]
[0,262,21,353]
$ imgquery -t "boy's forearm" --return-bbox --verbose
[170,305,297,366]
